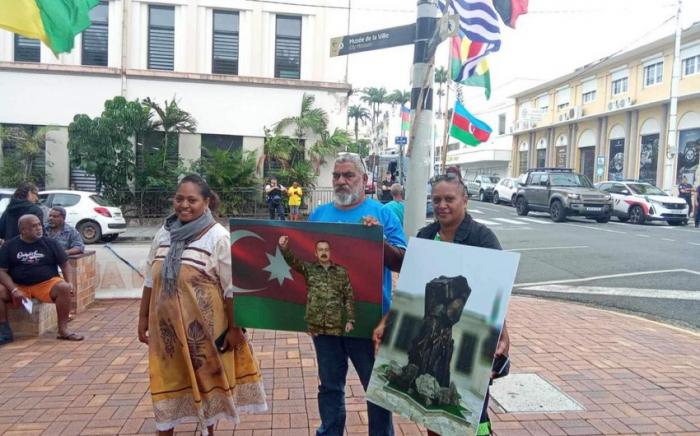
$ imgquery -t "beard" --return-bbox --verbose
[334,183,363,206]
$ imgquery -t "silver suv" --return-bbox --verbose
[514,168,613,223]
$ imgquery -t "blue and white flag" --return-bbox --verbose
[438,0,501,52]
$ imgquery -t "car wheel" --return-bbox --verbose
[596,214,611,223]
[629,206,645,225]
[492,192,500,204]
[618,217,629,223]
[549,200,566,222]
[511,194,517,207]
[479,190,486,202]
[101,234,119,242]
[516,197,529,216]
[78,221,102,244]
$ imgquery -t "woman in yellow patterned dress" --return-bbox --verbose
[137,175,267,435]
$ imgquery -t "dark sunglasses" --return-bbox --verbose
[430,173,464,185]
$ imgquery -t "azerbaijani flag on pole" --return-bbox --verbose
[450,101,492,146]
[0,0,100,55]
[400,105,410,131]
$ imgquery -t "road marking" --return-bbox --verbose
[661,238,676,242]
[689,242,700,246]
[494,218,526,225]
[518,285,700,300]
[477,206,500,212]
[514,269,695,288]
[561,223,626,234]
[469,209,484,214]
[637,234,650,238]
[515,217,552,225]
[508,246,589,252]
[474,219,501,226]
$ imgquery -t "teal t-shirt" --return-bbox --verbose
[383,201,405,228]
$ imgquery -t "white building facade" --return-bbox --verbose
[0,0,352,188]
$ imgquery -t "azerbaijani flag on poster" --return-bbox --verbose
[401,105,410,131]
[450,101,492,146]
[0,0,100,55]
[230,219,384,338]
[450,32,492,99]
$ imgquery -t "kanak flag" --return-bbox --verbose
[230,219,384,338]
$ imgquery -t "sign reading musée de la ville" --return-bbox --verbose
[330,24,416,57]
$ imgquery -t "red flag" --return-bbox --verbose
[493,0,528,28]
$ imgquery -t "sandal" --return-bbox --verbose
[56,333,84,341]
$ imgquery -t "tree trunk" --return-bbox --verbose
[354,118,359,143]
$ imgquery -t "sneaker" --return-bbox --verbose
[0,322,13,345]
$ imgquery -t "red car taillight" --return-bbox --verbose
[94,207,112,217]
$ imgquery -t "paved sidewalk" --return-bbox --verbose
[119,226,161,243]
[0,297,699,436]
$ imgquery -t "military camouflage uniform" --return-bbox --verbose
[281,247,355,336]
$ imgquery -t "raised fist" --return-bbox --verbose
[278,235,289,249]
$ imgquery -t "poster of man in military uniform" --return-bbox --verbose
[278,236,356,336]
[229,219,384,338]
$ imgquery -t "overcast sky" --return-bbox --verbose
[344,0,700,109]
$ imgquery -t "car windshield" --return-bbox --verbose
[482,177,500,183]
[550,173,593,187]
[628,183,666,196]
[90,195,114,207]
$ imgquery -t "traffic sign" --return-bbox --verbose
[395,136,407,145]
[330,24,416,57]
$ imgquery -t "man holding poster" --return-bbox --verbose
[278,236,356,336]
[309,153,406,436]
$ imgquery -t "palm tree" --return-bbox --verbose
[359,87,388,127]
[258,127,294,176]
[0,125,57,186]
[347,105,371,143]
[274,93,328,141]
[387,89,411,112]
[308,128,351,173]
[142,97,197,167]
[434,66,448,116]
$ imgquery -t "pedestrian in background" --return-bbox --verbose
[382,184,404,228]
[264,177,287,220]
[287,181,303,221]
[0,182,44,245]
[380,172,393,204]
[695,180,700,228]
[679,176,694,218]
[138,174,267,436]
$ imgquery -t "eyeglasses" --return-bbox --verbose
[430,173,464,185]
[30,191,38,196]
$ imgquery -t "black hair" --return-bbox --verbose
[178,174,221,219]
[51,206,67,219]
[13,182,38,200]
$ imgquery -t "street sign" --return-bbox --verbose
[330,24,416,57]
[395,136,407,145]
[427,14,459,58]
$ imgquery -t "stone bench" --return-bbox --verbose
[7,251,98,338]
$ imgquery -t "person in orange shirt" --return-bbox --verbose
[287,181,303,221]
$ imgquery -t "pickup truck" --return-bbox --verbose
[465,175,500,202]
[514,168,613,223]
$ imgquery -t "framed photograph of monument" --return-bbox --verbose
[367,237,520,436]
[230,218,384,338]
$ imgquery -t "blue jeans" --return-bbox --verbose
[312,335,394,436]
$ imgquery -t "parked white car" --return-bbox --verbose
[38,190,127,244]
[594,181,689,226]
[492,177,522,206]
[0,188,14,216]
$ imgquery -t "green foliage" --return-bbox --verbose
[434,66,448,116]
[308,128,350,173]
[348,105,371,142]
[277,160,317,188]
[68,96,142,198]
[0,126,55,187]
[194,144,259,189]
[347,139,371,157]
[274,93,328,140]
[359,86,387,126]
[386,90,410,109]
[258,128,295,176]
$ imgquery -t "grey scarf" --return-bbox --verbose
[161,209,215,295]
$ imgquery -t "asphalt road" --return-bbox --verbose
[462,199,700,329]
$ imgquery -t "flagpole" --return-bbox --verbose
[441,46,453,174]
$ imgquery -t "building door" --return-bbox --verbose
[519,151,528,174]
[537,149,546,168]
[579,147,595,181]
[557,147,566,168]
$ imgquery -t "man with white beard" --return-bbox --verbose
[307,153,406,436]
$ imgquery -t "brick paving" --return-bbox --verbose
[0,297,699,436]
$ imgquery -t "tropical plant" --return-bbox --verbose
[68,96,142,198]
[359,86,388,127]
[387,89,410,111]
[274,93,328,141]
[435,66,448,116]
[142,97,197,170]
[347,105,371,143]
[277,160,317,188]
[195,144,259,189]
[0,125,56,187]
[257,128,295,176]
[347,139,371,158]
[308,128,350,174]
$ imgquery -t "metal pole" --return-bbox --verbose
[404,0,438,238]
[663,0,683,192]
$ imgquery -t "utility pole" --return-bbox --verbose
[404,0,438,238]
[663,0,683,192]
